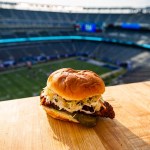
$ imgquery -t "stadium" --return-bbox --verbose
[0,1,150,101]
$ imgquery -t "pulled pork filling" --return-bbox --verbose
[40,86,115,119]
[40,86,103,114]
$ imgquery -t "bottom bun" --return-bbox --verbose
[42,105,79,123]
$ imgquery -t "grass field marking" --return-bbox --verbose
[87,59,106,66]
[32,57,78,69]
[0,57,78,75]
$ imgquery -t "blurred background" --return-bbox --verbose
[0,0,150,101]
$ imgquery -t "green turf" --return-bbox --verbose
[0,58,111,101]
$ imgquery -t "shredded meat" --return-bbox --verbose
[40,96,115,119]
[95,101,115,119]
[82,105,94,112]
[40,96,60,110]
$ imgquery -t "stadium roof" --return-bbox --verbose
[0,1,150,13]
[1,0,150,7]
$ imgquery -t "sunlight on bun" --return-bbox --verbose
[47,68,105,100]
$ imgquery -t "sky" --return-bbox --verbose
[1,0,150,8]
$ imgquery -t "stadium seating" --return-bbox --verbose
[0,7,150,73]
[0,39,146,65]
[117,66,150,83]
[88,42,143,63]
[0,8,150,25]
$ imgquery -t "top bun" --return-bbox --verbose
[47,68,105,100]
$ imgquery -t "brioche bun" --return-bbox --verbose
[42,105,79,123]
[47,68,105,100]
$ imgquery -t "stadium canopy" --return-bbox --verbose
[0,1,149,13]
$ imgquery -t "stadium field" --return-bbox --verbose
[0,58,111,101]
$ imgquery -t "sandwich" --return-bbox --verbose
[40,68,115,127]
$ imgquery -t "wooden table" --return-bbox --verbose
[0,81,150,150]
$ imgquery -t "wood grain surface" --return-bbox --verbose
[0,81,150,150]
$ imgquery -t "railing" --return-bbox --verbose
[0,35,150,50]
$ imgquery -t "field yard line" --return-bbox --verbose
[0,57,77,75]
[32,57,78,68]
[0,67,26,75]
[87,59,105,66]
